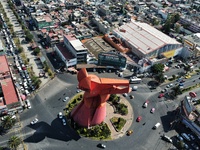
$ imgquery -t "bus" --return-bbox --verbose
[129,78,142,84]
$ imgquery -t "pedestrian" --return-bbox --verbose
[143,122,146,125]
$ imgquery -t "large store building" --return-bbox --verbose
[111,19,182,60]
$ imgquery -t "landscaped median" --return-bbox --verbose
[110,117,126,132]
[64,93,130,140]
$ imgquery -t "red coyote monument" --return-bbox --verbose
[71,68,131,127]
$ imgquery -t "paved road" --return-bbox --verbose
[16,72,177,150]
[1,70,199,149]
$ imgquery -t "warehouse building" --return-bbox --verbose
[111,19,182,60]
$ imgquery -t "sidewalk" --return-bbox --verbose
[104,95,133,140]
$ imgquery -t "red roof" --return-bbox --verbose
[0,56,18,105]
[56,43,75,60]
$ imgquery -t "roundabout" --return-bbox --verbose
[18,71,178,150]
[65,93,134,140]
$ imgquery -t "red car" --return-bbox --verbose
[136,116,142,122]
[158,93,164,98]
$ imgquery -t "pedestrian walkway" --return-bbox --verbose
[104,95,134,140]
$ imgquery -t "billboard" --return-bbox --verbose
[98,52,127,69]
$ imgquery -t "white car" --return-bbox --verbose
[123,93,128,97]
[25,90,30,96]
[58,112,63,119]
[76,89,82,93]
[62,118,66,126]
[63,97,69,102]
[30,118,38,125]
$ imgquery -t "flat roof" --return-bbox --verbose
[56,43,75,60]
[0,55,9,73]
[0,56,18,105]
[83,37,115,58]
[70,39,86,51]
[113,20,181,55]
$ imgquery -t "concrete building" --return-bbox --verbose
[182,33,200,58]
[179,96,200,139]
[92,17,110,34]
[54,42,77,68]
[32,13,54,30]
[0,56,22,115]
[179,15,200,33]
[63,34,88,64]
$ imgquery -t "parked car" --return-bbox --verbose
[158,93,164,98]
[62,118,66,126]
[185,75,191,79]
[58,112,63,119]
[25,99,31,109]
[188,134,195,140]
[25,90,30,96]
[181,133,191,141]
[191,143,199,150]
[161,134,172,143]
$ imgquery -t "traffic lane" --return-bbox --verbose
[124,92,166,150]
[20,97,80,146]
[160,74,200,90]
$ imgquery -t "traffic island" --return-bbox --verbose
[64,93,133,140]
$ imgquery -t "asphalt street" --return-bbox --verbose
[1,69,200,149]
[16,72,180,150]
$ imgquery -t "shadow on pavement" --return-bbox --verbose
[23,118,81,143]
[160,110,177,132]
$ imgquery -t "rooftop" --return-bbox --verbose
[70,39,87,51]
[113,20,180,55]
[0,56,18,105]
[56,43,75,60]
[83,37,115,58]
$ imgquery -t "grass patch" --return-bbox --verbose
[182,83,200,93]
[108,94,128,115]
[110,117,126,131]
[65,93,83,116]
[75,122,111,140]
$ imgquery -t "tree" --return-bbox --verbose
[171,86,182,98]
[175,24,180,33]
[8,136,21,150]
[25,34,33,42]
[155,73,165,83]
[0,21,3,30]
[177,140,184,150]
[184,65,191,73]
[18,46,24,53]
[174,13,180,22]
[151,63,165,74]
[1,116,16,130]
[33,47,40,55]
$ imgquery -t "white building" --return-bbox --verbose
[63,34,88,64]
